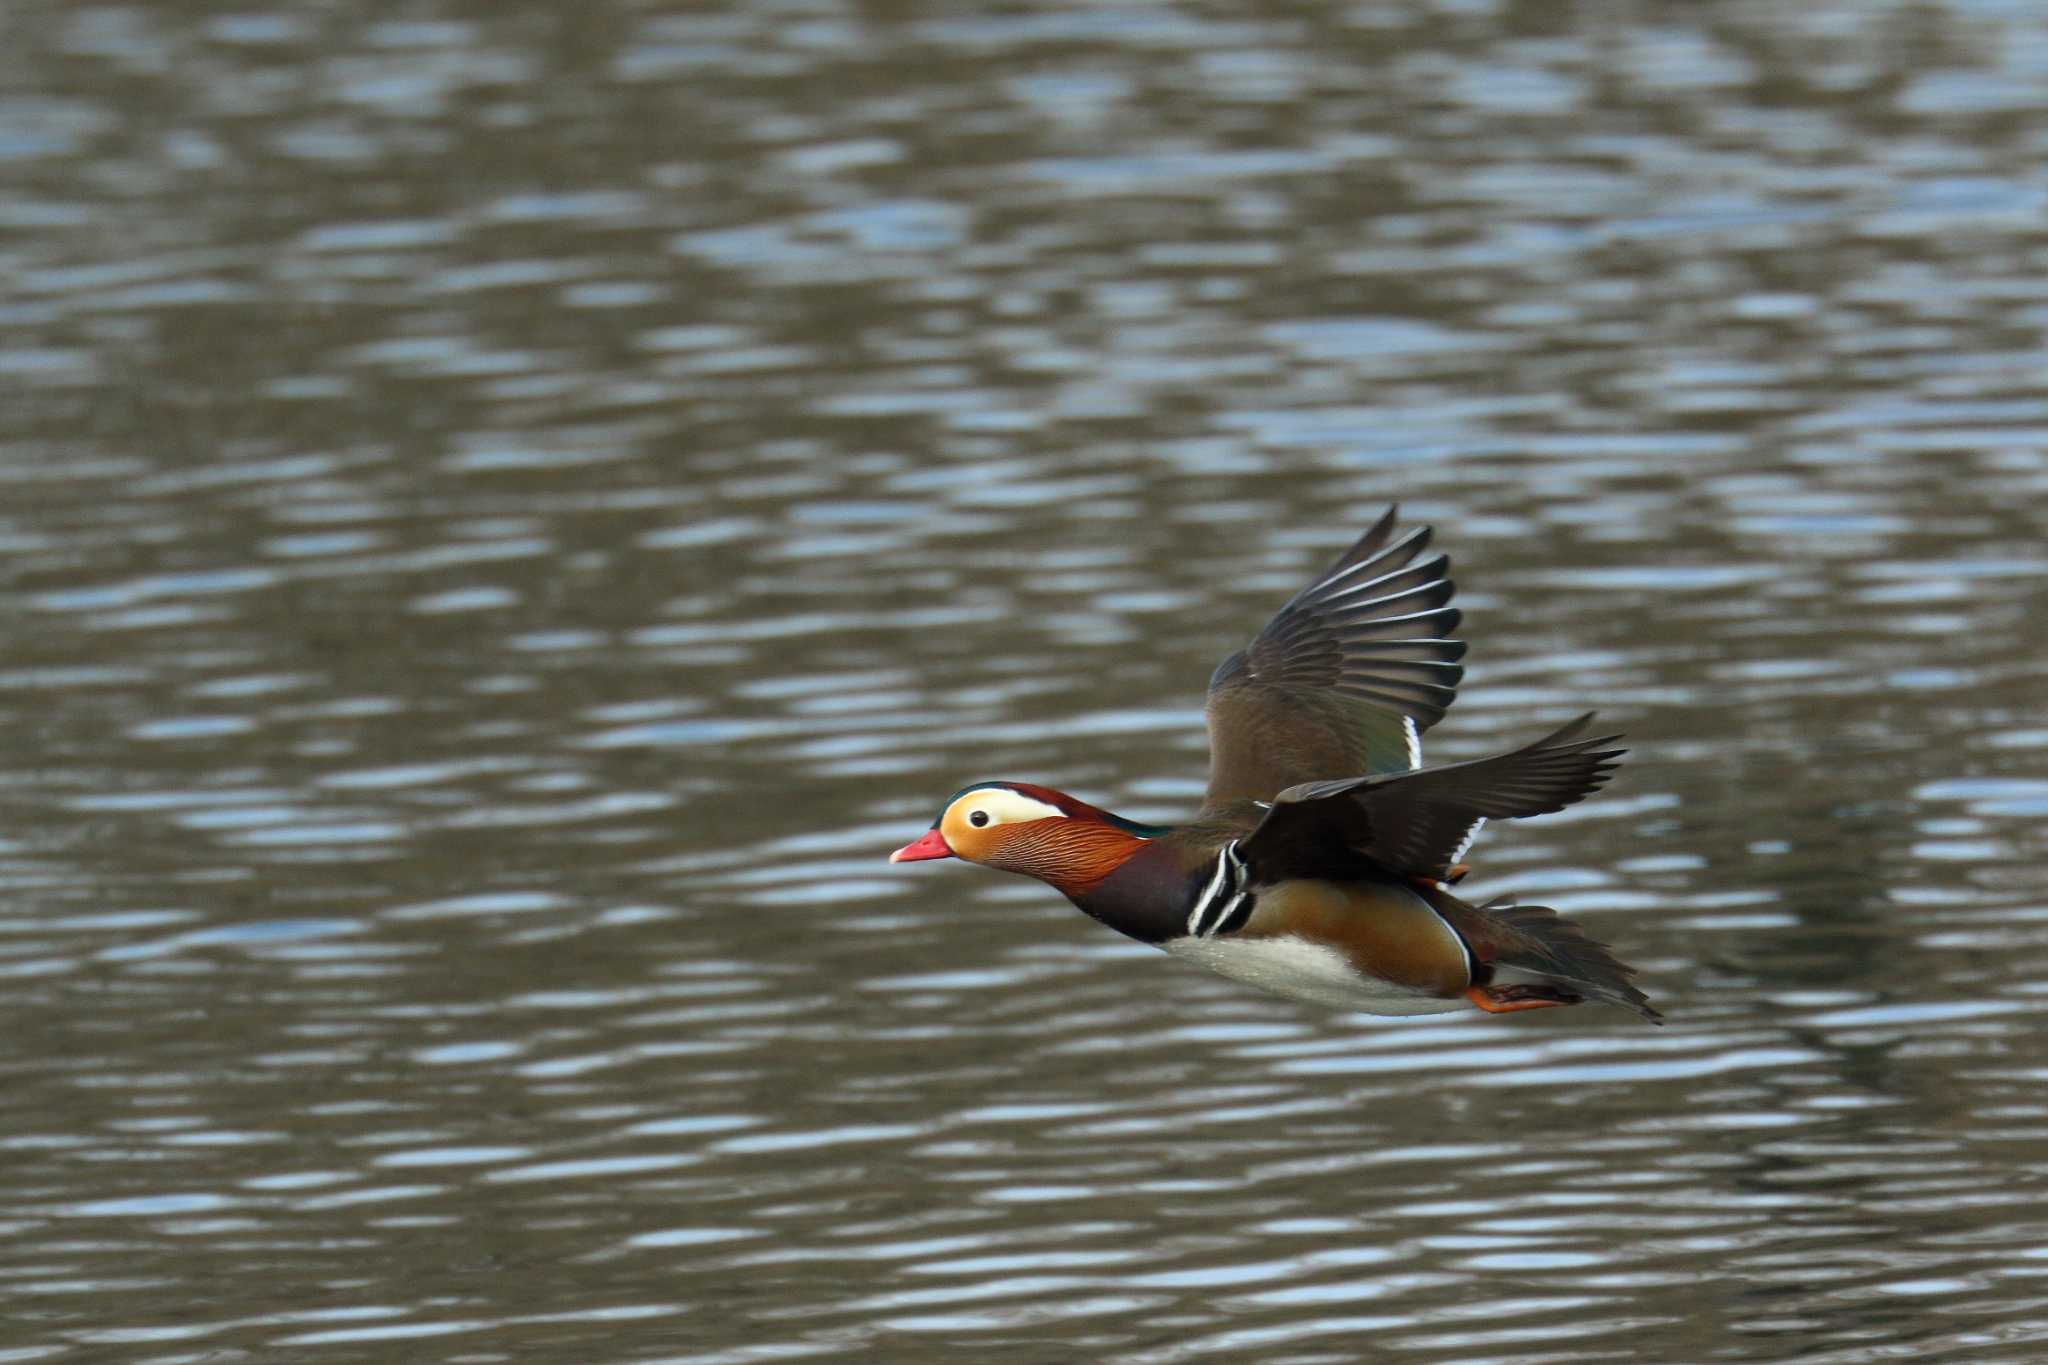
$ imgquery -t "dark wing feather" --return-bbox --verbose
[1241,714,1625,881]
[1204,508,1466,807]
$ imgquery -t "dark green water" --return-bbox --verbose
[4,2,2047,1360]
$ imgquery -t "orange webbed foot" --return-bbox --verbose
[1466,983,1582,1014]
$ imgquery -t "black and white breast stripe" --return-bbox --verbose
[1185,840,1256,939]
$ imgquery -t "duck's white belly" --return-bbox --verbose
[1163,934,1467,1017]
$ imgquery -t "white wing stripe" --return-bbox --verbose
[1448,816,1486,866]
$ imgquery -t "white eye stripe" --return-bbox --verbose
[953,790,1068,827]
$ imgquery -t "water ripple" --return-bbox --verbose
[4,1,2048,1361]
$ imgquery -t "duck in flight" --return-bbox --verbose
[890,508,1660,1023]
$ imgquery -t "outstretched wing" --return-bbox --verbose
[1203,508,1465,807]
[1240,715,1625,881]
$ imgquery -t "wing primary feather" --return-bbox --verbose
[1343,639,1469,664]
[1246,714,1628,879]
[1312,607,1461,643]
[1203,509,1466,805]
[1318,579,1456,621]
[1336,660,1465,684]
[1299,550,1447,610]
[1307,506,1407,579]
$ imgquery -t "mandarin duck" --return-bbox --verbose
[891,508,1660,1023]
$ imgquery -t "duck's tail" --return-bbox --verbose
[1422,886,1663,1024]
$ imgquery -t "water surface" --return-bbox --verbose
[5,1,2048,1360]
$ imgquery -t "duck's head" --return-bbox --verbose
[889,781,1164,891]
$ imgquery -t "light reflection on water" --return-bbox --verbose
[5,0,2048,1360]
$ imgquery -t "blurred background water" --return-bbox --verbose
[4,0,2048,1360]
